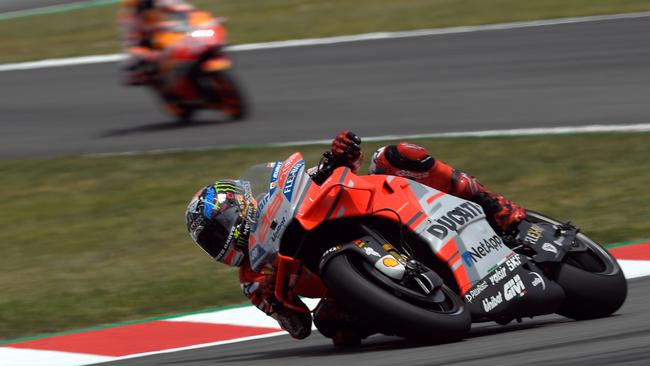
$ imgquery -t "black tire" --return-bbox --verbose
[526,211,627,320]
[171,104,195,122]
[210,71,248,120]
[321,254,471,343]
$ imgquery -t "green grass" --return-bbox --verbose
[1,0,650,63]
[0,133,649,341]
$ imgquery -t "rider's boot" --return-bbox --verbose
[313,298,376,347]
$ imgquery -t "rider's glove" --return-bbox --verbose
[331,131,363,173]
[247,276,312,339]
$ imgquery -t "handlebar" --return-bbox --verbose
[311,132,362,185]
[311,151,344,185]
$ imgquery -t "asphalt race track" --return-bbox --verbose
[2,14,649,366]
[95,276,650,366]
[1,16,649,158]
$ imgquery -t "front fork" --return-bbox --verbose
[318,225,445,299]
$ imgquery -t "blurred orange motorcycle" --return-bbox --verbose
[131,9,247,121]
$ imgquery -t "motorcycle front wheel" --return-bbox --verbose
[526,211,627,320]
[321,253,471,343]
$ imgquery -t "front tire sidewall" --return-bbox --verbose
[321,254,471,343]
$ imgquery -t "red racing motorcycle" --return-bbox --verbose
[240,152,627,344]
[147,10,247,121]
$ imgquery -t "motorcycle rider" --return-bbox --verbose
[118,0,195,85]
[332,131,526,234]
[185,131,526,345]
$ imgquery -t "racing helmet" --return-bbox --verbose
[185,180,257,266]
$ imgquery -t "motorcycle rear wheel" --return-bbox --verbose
[321,254,471,343]
[165,103,195,122]
[210,71,248,120]
[526,211,627,320]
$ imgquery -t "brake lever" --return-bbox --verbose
[312,151,341,185]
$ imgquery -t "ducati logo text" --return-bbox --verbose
[426,202,483,239]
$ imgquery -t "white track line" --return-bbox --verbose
[1,11,650,72]
[0,347,114,366]
[0,54,125,72]
[85,123,650,158]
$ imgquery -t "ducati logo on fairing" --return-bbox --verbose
[426,202,483,239]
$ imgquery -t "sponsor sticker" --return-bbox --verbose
[363,247,381,257]
[382,257,399,267]
[256,194,270,220]
[283,161,305,201]
[482,291,503,312]
[542,242,558,254]
[323,245,341,257]
[464,280,488,303]
[250,244,266,264]
[270,217,286,242]
[461,234,505,268]
[269,162,283,195]
[426,202,484,240]
[524,224,545,245]
[503,274,527,301]
[488,267,508,285]
[505,254,522,271]
[529,272,546,290]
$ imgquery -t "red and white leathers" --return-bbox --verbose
[367,141,527,233]
[239,259,369,345]
[118,0,194,85]
[239,260,315,340]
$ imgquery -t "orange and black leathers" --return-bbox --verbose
[118,1,194,84]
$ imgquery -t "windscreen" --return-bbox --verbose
[238,162,280,202]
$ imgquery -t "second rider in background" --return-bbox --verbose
[118,0,195,85]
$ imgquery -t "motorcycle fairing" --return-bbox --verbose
[249,153,312,272]
[248,153,564,320]
[463,253,563,320]
[511,220,582,262]
[293,165,515,294]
